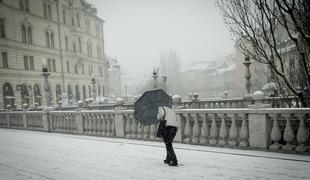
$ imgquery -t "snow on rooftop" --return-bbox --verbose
[1,129,309,180]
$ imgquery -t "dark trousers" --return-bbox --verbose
[163,126,178,163]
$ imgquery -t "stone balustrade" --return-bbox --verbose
[0,107,309,153]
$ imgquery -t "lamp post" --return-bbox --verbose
[91,73,97,102]
[41,59,52,107]
[243,54,252,97]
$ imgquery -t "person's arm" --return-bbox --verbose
[157,107,164,120]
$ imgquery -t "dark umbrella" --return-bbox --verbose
[134,89,172,125]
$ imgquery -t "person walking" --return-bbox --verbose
[157,106,178,166]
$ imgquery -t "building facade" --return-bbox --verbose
[0,0,109,109]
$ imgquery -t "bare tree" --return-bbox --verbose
[216,0,310,107]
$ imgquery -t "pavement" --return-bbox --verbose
[0,128,309,180]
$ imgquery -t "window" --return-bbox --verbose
[19,0,24,10]
[43,3,47,18]
[50,32,54,48]
[78,37,82,53]
[81,63,84,74]
[71,17,75,26]
[47,59,56,72]
[0,18,5,38]
[98,66,103,77]
[97,45,101,59]
[65,36,68,51]
[43,3,52,20]
[87,41,92,57]
[73,42,76,52]
[23,55,29,70]
[48,5,52,20]
[2,52,8,68]
[52,59,56,72]
[29,56,34,70]
[74,64,78,74]
[25,0,29,12]
[76,13,80,27]
[21,25,27,43]
[62,10,66,24]
[88,64,93,75]
[95,25,100,37]
[45,31,50,47]
[27,26,32,44]
[85,20,90,33]
[66,61,70,73]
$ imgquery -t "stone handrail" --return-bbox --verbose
[0,107,309,153]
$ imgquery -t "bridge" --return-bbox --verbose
[1,128,310,180]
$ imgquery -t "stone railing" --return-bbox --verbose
[0,106,309,153]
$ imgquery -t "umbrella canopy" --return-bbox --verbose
[134,89,172,125]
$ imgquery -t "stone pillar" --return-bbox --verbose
[22,107,28,129]
[42,108,51,132]
[76,102,84,135]
[114,98,125,137]
[6,107,11,128]
[172,95,184,142]
[248,91,271,148]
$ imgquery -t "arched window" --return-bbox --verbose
[78,37,82,53]
[21,25,27,42]
[74,64,78,74]
[67,84,73,101]
[75,85,80,101]
[47,5,52,20]
[45,31,50,47]
[55,84,61,103]
[50,32,54,48]
[82,85,86,100]
[0,18,5,38]
[102,86,105,97]
[43,3,47,18]
[27,26,32,44]
[76,13,80,27]
[87,41,92,57]
[21,83,29,106]
[33,84,42,106]
[3,83,14,108]
[62,10,66,24]
[98,86,101,97]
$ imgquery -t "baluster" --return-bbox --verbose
[66,115,71,133]
[86,114,91,135]
[149,123,156,140]
[96,113,100,136]
[101,114,107,136]
[107,114,112,136]
[200,114,210,144]
[296,114,309,152]
[57,114,61,132]
[97,113,102,136]
[91,113,96,135]
[125,114,131,138]
[239,114,248,147]
[209,114,218,145]
[282,114,296,151]
[192,114,201,144]
[269,114,281,150]
[184,114,192,143]
[131,115,138,139]
[143,125,150,140]
[219,114,228,145]
[111,115,116,136]
[228,114,238,146]
[137,122,143,139]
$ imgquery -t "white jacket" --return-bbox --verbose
[156,106,178,127]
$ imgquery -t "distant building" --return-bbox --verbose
[0,0,108,108]
[106,56,122,98]
[159,49,181,94]
[180,54,237,98]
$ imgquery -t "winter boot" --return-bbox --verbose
[168,161,178,166]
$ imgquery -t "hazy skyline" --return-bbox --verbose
[89,0,234,79]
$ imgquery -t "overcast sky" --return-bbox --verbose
[89,0,234,80]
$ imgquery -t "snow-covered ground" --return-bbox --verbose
[0,129,310,180]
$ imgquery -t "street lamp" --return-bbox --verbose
[41,58,52,107]
[152,68,158,89]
